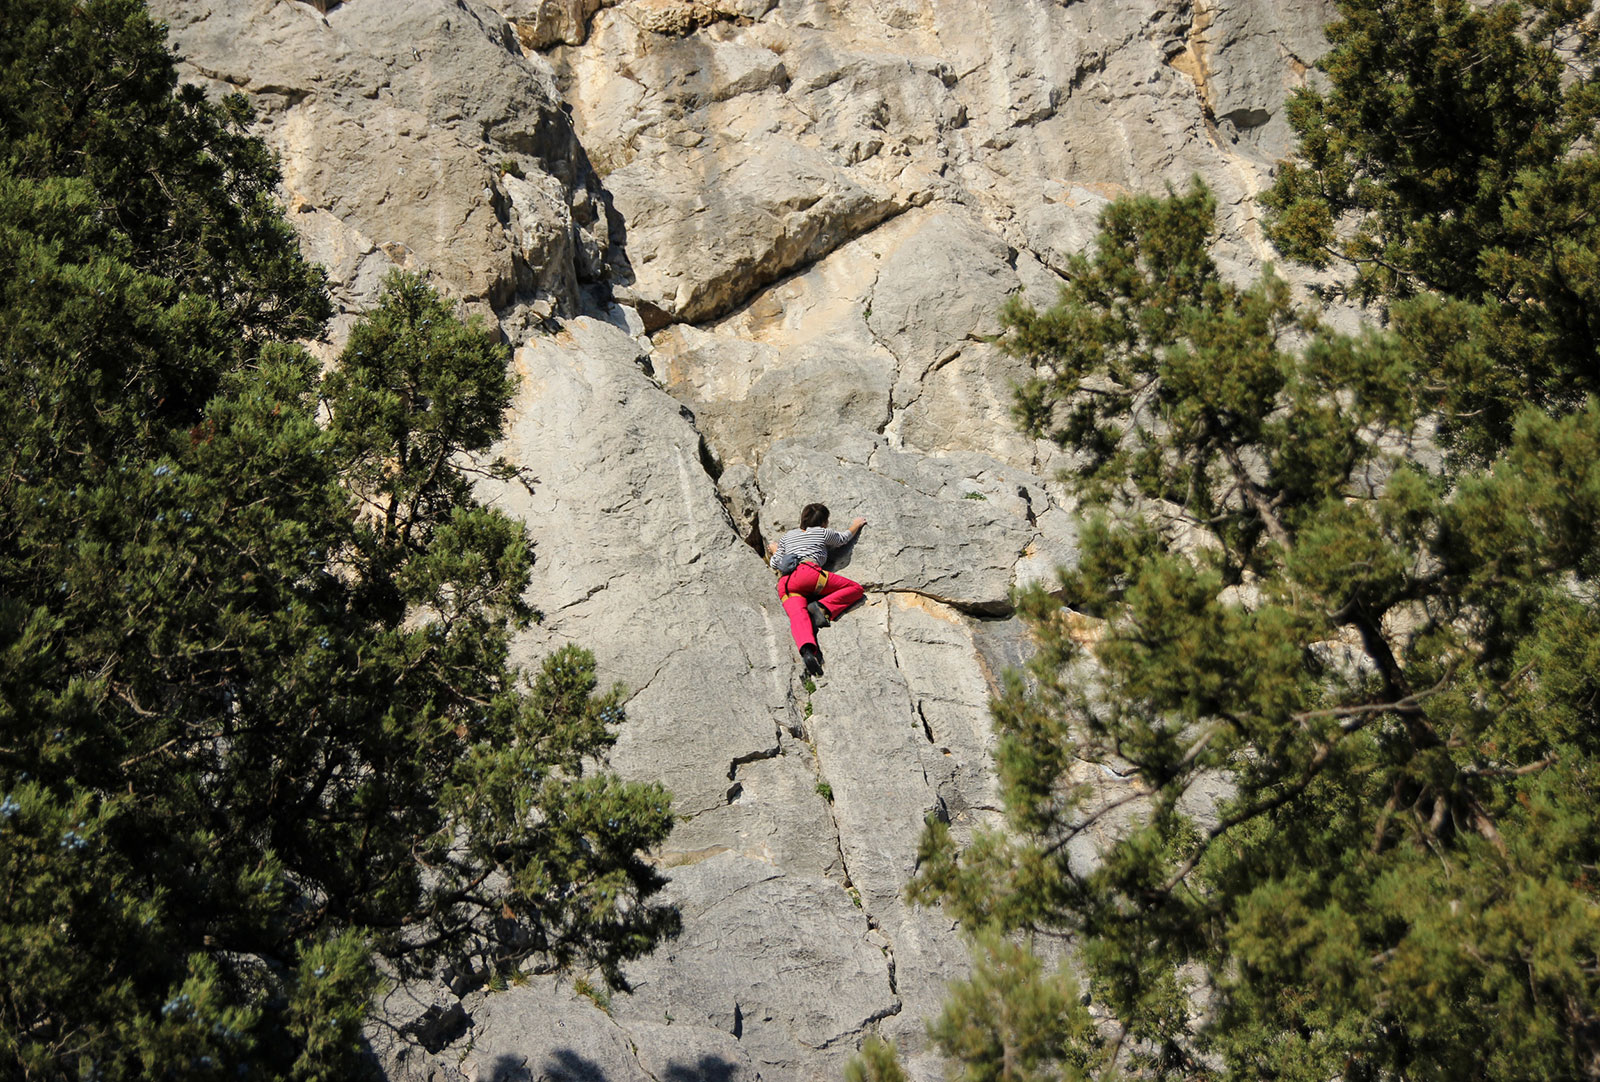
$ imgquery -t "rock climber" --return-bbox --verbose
[768,503,866,676]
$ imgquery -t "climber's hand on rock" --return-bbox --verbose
[850,517,867,534]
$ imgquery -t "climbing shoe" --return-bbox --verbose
[800,643,824,676]
[807,600,832,628]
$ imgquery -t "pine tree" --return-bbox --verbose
[1263,0,1600,459]
[0,3,676,1078]
[899,2,1600,1078]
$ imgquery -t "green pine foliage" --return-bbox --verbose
[0,2,676,1078]
[1263,0,1600,458]
[898,2,1600,1080]
[924,933,1100,1082]
[847,1037,913,1082]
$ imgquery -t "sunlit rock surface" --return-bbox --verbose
[152,0,1332,1077]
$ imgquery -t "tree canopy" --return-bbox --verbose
[0,2,675,1078]
[892,2,1600,1080]
[1264,0,1600,458]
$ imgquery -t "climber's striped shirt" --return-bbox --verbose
[770,526,853,571]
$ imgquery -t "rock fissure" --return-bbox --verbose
[813,998,904,1051]
[619,656,671,707]
[798,728,872,937]
[923,342,966,380]
[863,260,902,371]
[181,61,251,89]
[549,577,616,613]
[881,587,1014,618]
[727,738,783,782]
[1018,484,1038,526]
[807,740,853,876]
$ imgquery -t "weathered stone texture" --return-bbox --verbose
[156,0,1333,1077]
[603,141,902,327]
[150,0,610,334]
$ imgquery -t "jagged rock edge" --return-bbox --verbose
[639,202,915,336]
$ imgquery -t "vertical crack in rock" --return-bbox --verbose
[858,250,919,442]
[808,733,856,890]
[802,718,901,1035]
[666,381,767,553]
[627,1040,664,1082]
[864,261,903,385]
[1018,484,1038,527]
[697,432,723,482]
[839,594,939,1040]
[1167,0,1219,128]
[1160,0,1297,262]
[744,510,766,558]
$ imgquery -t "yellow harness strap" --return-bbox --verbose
[779,564,828,601]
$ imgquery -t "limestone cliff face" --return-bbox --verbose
[149,1,1330,1079]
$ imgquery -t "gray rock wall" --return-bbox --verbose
[150,0,1333,1079]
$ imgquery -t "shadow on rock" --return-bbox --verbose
[483,1049,584,1082]
[486,1047,746,1082]
[660,1053,744,1082]
[827,531,862,573]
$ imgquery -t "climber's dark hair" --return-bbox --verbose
[800,503,830,530]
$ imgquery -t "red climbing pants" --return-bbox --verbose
[776,562,864,651]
